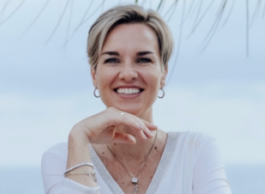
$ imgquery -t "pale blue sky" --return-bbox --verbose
[0,0,264,166]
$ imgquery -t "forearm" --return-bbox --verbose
[66,127,98,188]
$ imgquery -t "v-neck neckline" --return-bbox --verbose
[89,132,178,194]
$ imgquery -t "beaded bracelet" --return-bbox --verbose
[64,162,94,176]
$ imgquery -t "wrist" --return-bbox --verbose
[69,125,89,146]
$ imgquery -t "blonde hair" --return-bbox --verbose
[87,4,174,70]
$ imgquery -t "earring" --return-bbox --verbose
[94,88,100,98]
[158,88,165,99]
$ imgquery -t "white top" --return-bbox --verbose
[41,131,232,194]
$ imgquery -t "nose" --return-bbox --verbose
[119,61,138,81]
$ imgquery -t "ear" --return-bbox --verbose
[91,68,97,88]
[160,66,168,89]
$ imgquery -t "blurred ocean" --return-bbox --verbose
[0,164,264,194]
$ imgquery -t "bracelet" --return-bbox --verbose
[65,170,97,182]
[64,162,94,176]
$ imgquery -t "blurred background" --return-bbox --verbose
[0,0,264,193]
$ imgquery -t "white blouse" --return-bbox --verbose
[41,131,232,194]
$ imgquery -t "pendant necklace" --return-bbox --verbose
[107,130,158,194]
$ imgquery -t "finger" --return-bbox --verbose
[132,119,156,138]
[112,132,136,145]
[139,130,149,140]
[123,115,153,139]
[113,113,150,140]
[106,109,153,140]
[117,112,155,139]
[141,120,158,131]
[112,112,143,132]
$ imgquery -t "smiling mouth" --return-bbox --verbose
[114,88,144,95]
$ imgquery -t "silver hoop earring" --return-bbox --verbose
[158,88,165,99]
[94,88,100,98]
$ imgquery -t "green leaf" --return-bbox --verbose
[157,0,164,11]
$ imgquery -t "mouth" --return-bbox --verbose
[114,87,144,95]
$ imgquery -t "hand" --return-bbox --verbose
[71,107,157,145]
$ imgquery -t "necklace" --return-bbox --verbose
[107,130,158,194]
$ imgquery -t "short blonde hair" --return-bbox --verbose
[87,4,174,70]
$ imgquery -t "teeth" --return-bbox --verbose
[117,88,140,95]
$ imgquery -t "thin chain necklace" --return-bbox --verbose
[107,130,158,194]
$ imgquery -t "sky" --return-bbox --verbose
[0,0,265,166]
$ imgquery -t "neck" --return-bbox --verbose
[110,129,157,158]
[107,107,157,167]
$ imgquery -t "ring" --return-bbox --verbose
[120,112,125,116]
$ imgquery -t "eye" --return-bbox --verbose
[104,58,120,64]
[136,58,151,63]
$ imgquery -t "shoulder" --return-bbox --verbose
[170,131,215,148]
[168,131,218,161]
[43,142,68,158]
[41,143,68,191]
[41,142,68,169]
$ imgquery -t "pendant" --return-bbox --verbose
[132,177,138,184]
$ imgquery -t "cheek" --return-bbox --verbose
[143,70,163,92]
[95,66,113,88]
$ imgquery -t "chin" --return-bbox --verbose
[116,106,141,115]
[113,104,152,117]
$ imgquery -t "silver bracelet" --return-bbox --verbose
[64,162,94,176]
[66,170,97,182]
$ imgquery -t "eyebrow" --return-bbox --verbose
[101,51,154,56]
[137,51,154,56]
[101,51,119,56]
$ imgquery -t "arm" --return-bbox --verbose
[41,143,100,194]
[41,107,157,194]
[193,137,232,194]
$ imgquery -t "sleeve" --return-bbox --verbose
[192,136,232,194]
[41,143,101,194]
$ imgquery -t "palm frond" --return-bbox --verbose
[221,0,236,27]
[64,0,107,46]
[157,0,164,12]
[63,0,94,46]
[199,0,227,53]
[0,0,26,26]
[263,0,265,18]
[64,0,74,46]
[250,0,261,26]
[167,0,186,84]
[167,0,179,22]
[187,0,215,38]
[189,0,203,37]
[3,0,261,57]
[246,0,249,56]
[20,0,51,39]
[181,0,196,24]
[163,0,179,22]
[45,0,71,44]
[0,0,12,20]
[80,0,106,26]
[140,0,148,6]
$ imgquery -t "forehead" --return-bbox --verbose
[102,23,159,55]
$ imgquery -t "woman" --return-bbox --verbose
[42,5,232,194]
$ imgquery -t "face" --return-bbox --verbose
[91,23,167,118]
